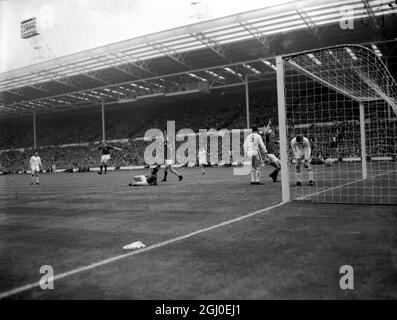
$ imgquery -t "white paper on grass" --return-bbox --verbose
[123,241,146,250]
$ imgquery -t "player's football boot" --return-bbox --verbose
[296,181,302,186]
[30,182,34,185]
[179,175,183,181]
[309,180,315,186]
[162,178,167,182]
[97,171,102,175]
[269,171,277,182]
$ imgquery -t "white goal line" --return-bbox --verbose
[295,169,397,201]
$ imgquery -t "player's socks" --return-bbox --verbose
[269,170,277,182]
[250,170,256,183]
[98,166,103,174]
[255,170,261,183]
[308,170,314,182]
[162,171,168,182]
[104,165,107,174]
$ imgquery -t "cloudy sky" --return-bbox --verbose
[0,0,291,73]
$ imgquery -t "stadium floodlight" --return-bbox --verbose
[204,70,225,80]
[20,17,39,39]
[371,44,382,57]
[223,67,242,78]
[262,60,277,70]
[243,64,261,75]
[307,54,321,65]
[188,73,208,82]
[345,47,358,61]
[277,45,397,205]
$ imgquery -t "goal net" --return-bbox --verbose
[277,45,397,204]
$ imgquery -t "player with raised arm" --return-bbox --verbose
[96,142,122,175]
[243,125,268,185]
[291,135,315,186]
[30,151,43,185]
[162,137,183,182]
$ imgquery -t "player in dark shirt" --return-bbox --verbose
[259,129,281,182]
[162,138,183,182]
[96,142,122,175]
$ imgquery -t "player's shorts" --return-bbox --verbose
[247,150,261,168]
[165,159,173,166]
[131,175,148,186]
[267,153,280,163]
[31,165,40,173]
[294,150,311,161]
[101,154,111,163]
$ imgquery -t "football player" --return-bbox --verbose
[29,151,43,185]
[291,135,315,186]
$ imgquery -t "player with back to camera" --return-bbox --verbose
[30,150,43,185]
[291,134,315,186]
[243,125,268,185]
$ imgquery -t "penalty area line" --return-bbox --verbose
[0,201,287,299]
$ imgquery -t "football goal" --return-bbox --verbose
[276,44,397,204]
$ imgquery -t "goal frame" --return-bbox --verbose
[276,44,397,203]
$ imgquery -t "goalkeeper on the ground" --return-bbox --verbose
[129,164,161,186]
[291,135,315,186]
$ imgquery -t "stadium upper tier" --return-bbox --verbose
[1,0,397,115]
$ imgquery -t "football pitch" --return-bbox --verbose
[0,166,396,299]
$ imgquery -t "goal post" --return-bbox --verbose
[276,44,397,204]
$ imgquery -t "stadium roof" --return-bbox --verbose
[1,0,397,116]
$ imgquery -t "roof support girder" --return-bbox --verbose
[146,41,191,69]
[238,21,276,52]
[191,32,231,62]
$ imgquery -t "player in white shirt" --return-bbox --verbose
[291,135,315,186]
[243,126,268,184]
[29,151,43,185]
[198,146,207,174]
[162,137,183,182]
